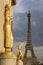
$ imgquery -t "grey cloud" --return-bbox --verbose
[13,13,27,42]
[12,0,43,46]
[12,11,43,46]
[14,0,43,13]
[31,11,43,46]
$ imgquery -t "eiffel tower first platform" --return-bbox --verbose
[23,11,39,65]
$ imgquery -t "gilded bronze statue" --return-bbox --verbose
[4,4,13,51]
[17,43,23,60]
[3,0,16,53]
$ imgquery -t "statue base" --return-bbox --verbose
[17,60,23,65]
[0,51,17,65]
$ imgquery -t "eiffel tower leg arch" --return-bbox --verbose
[31,48,36,57]
[23,59,27,65]
[33,62,38,65]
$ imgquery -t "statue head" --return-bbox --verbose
[4,4,12,23]
[18,43,22,50]
[5,4,11,11]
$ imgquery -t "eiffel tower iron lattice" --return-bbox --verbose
[23,12,39,65]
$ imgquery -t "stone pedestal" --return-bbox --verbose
[0,52,17,65]
[17,60,23,65]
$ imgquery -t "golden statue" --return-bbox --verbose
[17,43,23,60]
[4,4,13,51]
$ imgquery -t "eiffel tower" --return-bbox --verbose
[23,12,39,65]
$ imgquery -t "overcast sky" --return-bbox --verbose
[12,0,43,46]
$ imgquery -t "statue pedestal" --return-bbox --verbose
[0,52,17,65]
[17,60,23,65]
